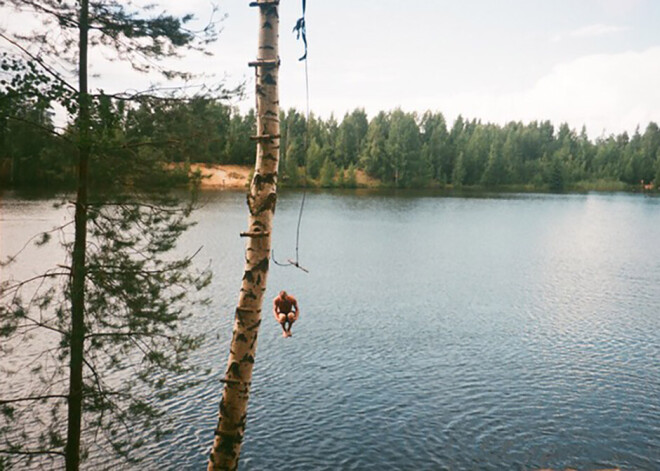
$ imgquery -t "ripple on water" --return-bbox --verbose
[2,192,660,470]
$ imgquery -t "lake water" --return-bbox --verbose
[1,190,659,470]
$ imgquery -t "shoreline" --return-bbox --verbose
[191,164,649,193]
[1,163,656,195]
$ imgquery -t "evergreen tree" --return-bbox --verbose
[575,125,595,176]
[463,125,489,185]
[225,109,256,165]
[0,94,72,185]
[360,111,389,180]
[305,138,324,180]
[284,147,300,186]
[452,151,466,187]
[346,163,358,188]
[640,122,660,182]
[0,1,220,469]
[420,111,450,181]
[501,127,523,182]
[320,156,336,188]
[545,153,566,191]
[482,143,509,186]
[335,108,368,168]
[5,79,660,192]
[336,167,346,187]
[621,129,644,184]
[386,109,421,187]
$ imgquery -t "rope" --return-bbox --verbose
[296,58,310,263]
[272,0,309,273]
[293,0,307,61]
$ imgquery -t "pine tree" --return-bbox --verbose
[0,1,220,469]
[346,163,358,188]
[482,143,508,186]
[305,138,324,179]
[452,151,466,188]
[320,156,337,188]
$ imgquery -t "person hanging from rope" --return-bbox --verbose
[273,290,300,337]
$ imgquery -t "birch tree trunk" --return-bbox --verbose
[208,1,280,469]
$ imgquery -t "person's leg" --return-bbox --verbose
[278,313,288,337]
[286,313,296,335]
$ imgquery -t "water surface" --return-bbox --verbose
[1,190,659,470]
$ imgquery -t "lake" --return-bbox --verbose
[1,190,659,470]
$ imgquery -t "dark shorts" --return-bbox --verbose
[279,312,293,323]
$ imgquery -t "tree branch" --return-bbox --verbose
[0,221,74,268]
[85,331,174,340]
[0,273,70,300]
[4,115,72,142]
[0,449,65,457]
[0,272,70,299]
[17,0,80,28]
[15,315,67,335]
[0,394,68,405]
[0,32,77,93]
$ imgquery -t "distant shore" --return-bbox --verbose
[190,164,656,194]
[191,163,381,190]
[1,163,655,194]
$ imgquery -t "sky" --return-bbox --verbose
[4,0,660,138]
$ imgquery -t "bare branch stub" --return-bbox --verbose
[250,134,281,141]
[239,231,270,238]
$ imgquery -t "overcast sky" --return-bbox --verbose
[5,0,660,137]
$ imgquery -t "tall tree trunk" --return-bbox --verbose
[208,1,280,469]
[65,1,89,469]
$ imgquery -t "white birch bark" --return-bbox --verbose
[208,1,280,469]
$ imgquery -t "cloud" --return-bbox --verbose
[427,46,660,138]
[551,23,628,42]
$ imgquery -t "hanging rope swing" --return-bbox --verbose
[272,0,310,273]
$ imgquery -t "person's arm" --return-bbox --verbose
[292,298,300,321]
[273,299,280,320]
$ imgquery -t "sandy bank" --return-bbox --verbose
[190,164,251,189]
[189,164,380,189]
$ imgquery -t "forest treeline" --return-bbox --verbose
[2,94,660,190]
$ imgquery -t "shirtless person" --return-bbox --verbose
[273,291,299,337]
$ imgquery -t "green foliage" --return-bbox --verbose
[452,151,466,188]
[5,101,660,191]
[345,164,358,188]
[386,109,422,187]
[482,144,509,186]
[360,111,389,181]
[0,93,75,186]
[545,153,566,191]
[0,0,223,469]
[1,193,211,467]
[305,138,323,179]
[336,108,368,168]
[225,109,256,165]
[3,69,660,193]
[421,111,449,181]
[336,168,346,187]
[283,150,300,187]
[123,98,233,165]
[319,157,336,188]
[654,150,660,188]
